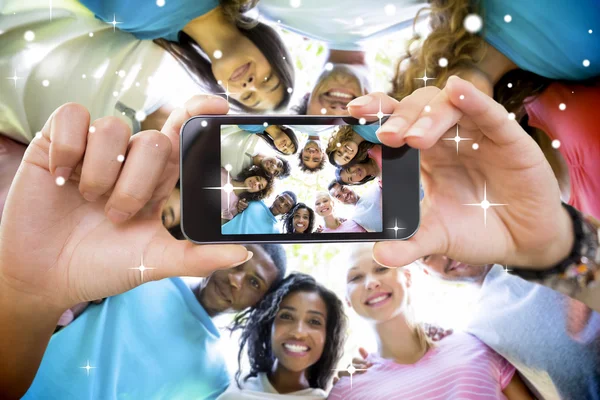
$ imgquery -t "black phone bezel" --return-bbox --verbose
[180,115,420,244]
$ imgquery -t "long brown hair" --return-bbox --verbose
[155,1,294,112]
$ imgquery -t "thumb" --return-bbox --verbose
[358,347,369,360]
[373,217,447,268]
[141,234,251,284]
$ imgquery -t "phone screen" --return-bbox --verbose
[181,115,419,244]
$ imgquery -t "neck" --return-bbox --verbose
[270,206,279,217]
[183,6,238,61]
[353,195,360,205]
[375,313,427,364]
[367,159,379,176]
[327,50,366,65]
[478,43,519,85]
[252,154,264,165]
[231,179,247,190]
[323,214,340,229]
[351,132,366,145]
[269,361,311,394]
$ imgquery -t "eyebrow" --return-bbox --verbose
[280,305,326,317]
[168,208,175,223]
[268,79,282,93]
[253,269,268,287]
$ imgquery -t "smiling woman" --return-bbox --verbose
[218,273,347,399]
[79,0,294,112]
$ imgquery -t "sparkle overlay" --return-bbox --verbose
[216,83,238,104]
[414,70,435,88]
[386,218,406,238]
[55,176,66,186]
[463,181,507,226]
[332,364,369,389]
[503,265,513,274]
[111,14,121,32]
[6,70,22,88]
[204,165,250,214]
[442,124,472,154]
[129,255,155,283]
[80,360,96,376]
[363,98,392,130]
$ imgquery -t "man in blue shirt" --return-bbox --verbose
[222,191,297,235]
[23,244,287,399]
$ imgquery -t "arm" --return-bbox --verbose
[502,373,534,400]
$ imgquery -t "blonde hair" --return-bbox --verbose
[390,0,487,101]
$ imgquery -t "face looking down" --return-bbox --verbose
[272,193,295,215]
[261,156,285,177]
[314,194,334,217]
[292,208,311,233]
[301,141,324,170]
[306,64,369,116]
[329,183,358,205]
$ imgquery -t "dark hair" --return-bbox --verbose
[277,156,292,179]
[335,160,376,186]
[256,126,299,155]
[256,243,287,287]
[233,273,347,390]
[283,203,316,234]
[280,190,298,205]
[292,92,310,115]
[494,69,552,122]
[235,165,275,201]
[327,180,341,192]
[155,17,294,112]
[297,143,327,173]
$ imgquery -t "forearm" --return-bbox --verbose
[0,283,64,398]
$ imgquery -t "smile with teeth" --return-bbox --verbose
[365,293,392,306]
[283,343,310,353]
[326,91,354,99]
[344,145,354,153]
[296,223,305,228]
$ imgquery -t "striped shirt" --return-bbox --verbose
[328,332,515,400]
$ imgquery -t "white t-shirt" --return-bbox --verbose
[352,184,382,232]
[220,125,270,177]
[257,0,427,50]
[217,372,327,400]
[0,0,177,144]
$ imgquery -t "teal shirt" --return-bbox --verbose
[483,0,600,80]
[354,125,381,144]
[23,278,229,400]
[79,0,219,41]
[222,201,279,234]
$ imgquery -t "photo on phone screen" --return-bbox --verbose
[181,116,420,244]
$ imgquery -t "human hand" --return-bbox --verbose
[333,347,372,384]
[237,198,249,213]
[0,96,251,314]
[348,76,573,269]
[423,323,453,341]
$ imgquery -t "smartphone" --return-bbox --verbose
[180,115,420,244]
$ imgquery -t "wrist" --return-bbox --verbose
[540,206,576,269]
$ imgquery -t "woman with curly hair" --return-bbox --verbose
[79,0,294,112]
[391,0,600,217]
[221,165,274,222]
[283,203,316,234]
[325,125,380,167]
[218,273,347,399]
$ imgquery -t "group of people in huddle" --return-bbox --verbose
[220,124,383,234]
[1,0,600,399]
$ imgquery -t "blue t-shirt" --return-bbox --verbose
[222,201,279,234]
[23,278,230,400]
[79,0,219,41]
[238,124,266,134]
[353,125,381,144]
[483,0,600,80]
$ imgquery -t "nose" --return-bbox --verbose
[291,321,308,337]
[365,275,381,291]
[228,271,244,290]
[242,75,255,89]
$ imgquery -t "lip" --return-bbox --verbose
[364,292,392,308]
[448,261,469,272]
[282,341,311,357]
[319,206,330,214]
[230,62,251,82]
[323,87,356,100]
[344,144,354,153]
[215,281,232,304]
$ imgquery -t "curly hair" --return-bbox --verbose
[235,165,275,202]
[277,156,292,179]
[390,0,555,122]
[283,203,316,234]
[335,161,377,186]
[326,125,373,167]
[297,148,327,173]
[232,273,347,390]
[256,126,299,155]
[154,1,294,113]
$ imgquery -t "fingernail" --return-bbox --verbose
[227,251,253,269]
[55,167,73,180]
[405,117,433,138]
[82,192,99,202]
[347,96,373,107]
[107,208,131,223]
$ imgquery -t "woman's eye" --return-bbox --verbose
[348,275,362,282]
[376,267,388,273]
[309,319,322,326]
[279,313,292,320]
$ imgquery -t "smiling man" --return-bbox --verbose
[23,244,288,399]
[420,255,600,399]
[298,134,327,173]
[222,191,297,234]
[328,180,382,232]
